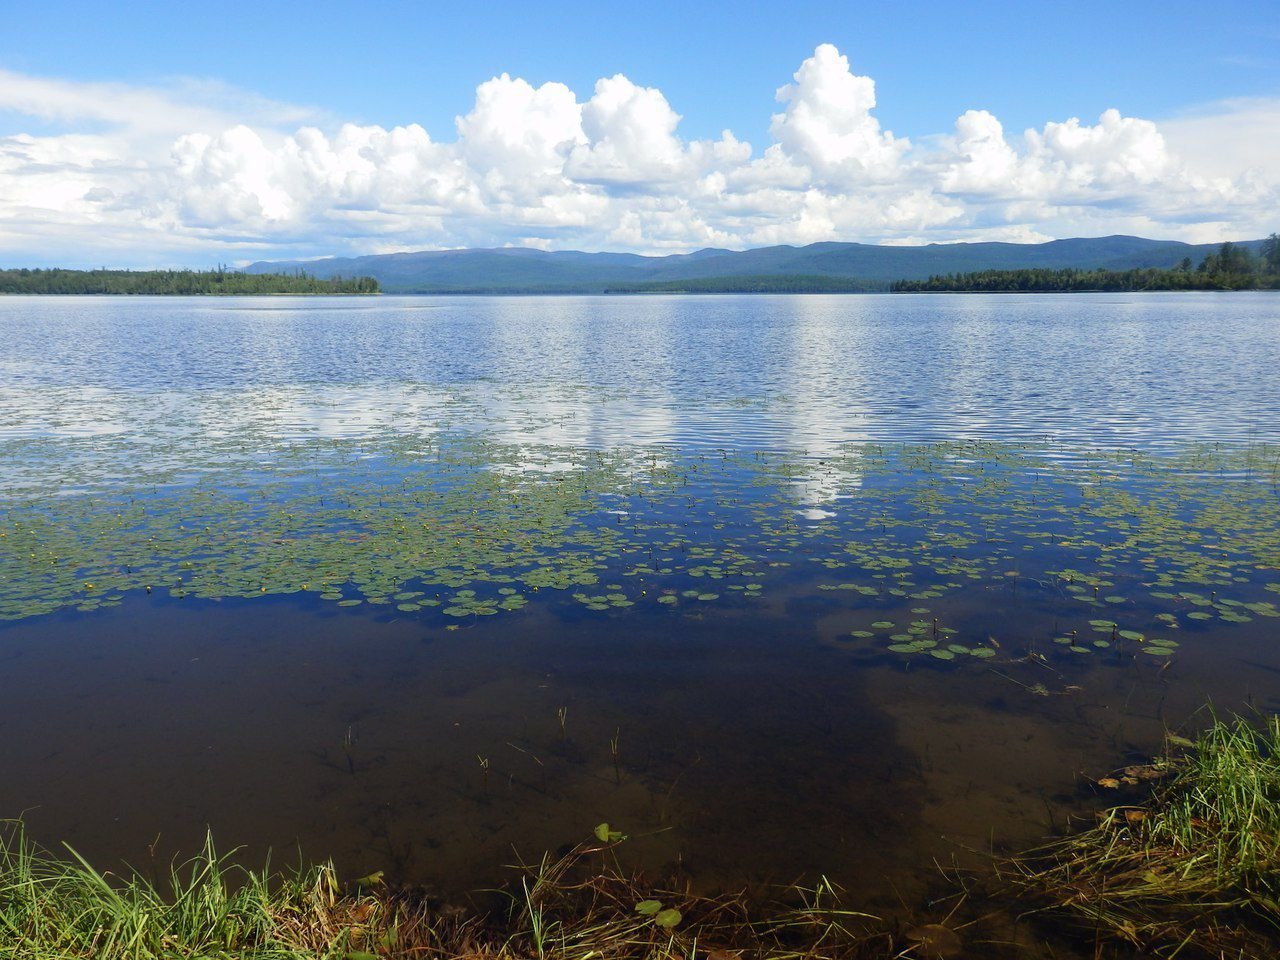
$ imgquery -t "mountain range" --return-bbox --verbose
[246,235,1266,294]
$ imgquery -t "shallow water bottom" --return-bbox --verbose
[3,589,1276,916]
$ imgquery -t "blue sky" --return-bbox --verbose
[1,1,1278,265]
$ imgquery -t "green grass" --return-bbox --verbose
[0,823,388,958]
[1001,714,1280,957]
[8,714,1280,959]
[0,824,957,960]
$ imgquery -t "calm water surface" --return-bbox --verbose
[1,293,1278,911]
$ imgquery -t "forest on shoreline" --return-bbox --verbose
[0,267,379,295]
[892,237,1280,292]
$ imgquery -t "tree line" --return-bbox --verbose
[0,266,380,295]
[891,236,1280,292]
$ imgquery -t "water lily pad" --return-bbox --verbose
[654,908,682,930]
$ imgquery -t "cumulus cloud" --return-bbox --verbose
[567,75,686,188]
[941,107,1173,200]
[0,47,1276,265]
[456,74,583,190]
[768,43,908,183]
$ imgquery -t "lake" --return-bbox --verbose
[1,292,1278,912]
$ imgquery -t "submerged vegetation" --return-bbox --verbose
[892,236,1280,292]
[4,714,1280,959]
[0,267,380,295]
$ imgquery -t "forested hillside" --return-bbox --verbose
[892,238,1280,292]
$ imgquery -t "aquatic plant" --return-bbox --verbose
[1000,714,1280,957]
[0,821,991,960]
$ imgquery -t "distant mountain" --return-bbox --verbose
[245,236,1267,294]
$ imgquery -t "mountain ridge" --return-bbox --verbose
[245,235,1267,293]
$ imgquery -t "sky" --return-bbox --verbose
[1,0,1278,267]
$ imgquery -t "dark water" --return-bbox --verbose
[1,293,1279,911]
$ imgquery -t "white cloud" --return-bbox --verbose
[942,108,1173,200]
[455,74,584,195]
[0,47,1277,266]
[1029,109,1171,191]
[1159,97,1280,181]
[0,68,322,142]
[567,75,689,188]
[768,43,908,183]
[939,110,1020,195]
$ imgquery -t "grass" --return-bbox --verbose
[0,821,975,960]
[0,822,378,958]
[1000,713,1280,958]
[6,714,1280,959]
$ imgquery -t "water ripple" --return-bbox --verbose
[1,293,1277,492]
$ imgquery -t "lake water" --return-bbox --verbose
[1,292,1279,911]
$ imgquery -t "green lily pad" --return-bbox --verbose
[654,908,682,930]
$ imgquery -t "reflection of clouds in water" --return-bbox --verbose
[483,392,676,451]
[481,388,677,478]
[781,299,871,508]
[477,296,679,460]
[0,386,134,439]
[202,385,457,441]
[5,295,1280,498]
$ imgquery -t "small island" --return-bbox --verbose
[0,267,380,295]
[892,237,1280,292]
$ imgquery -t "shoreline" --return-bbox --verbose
[5,716,1273,959]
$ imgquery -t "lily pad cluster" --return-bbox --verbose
[854,614,995,660]
[0,437,1277,676]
